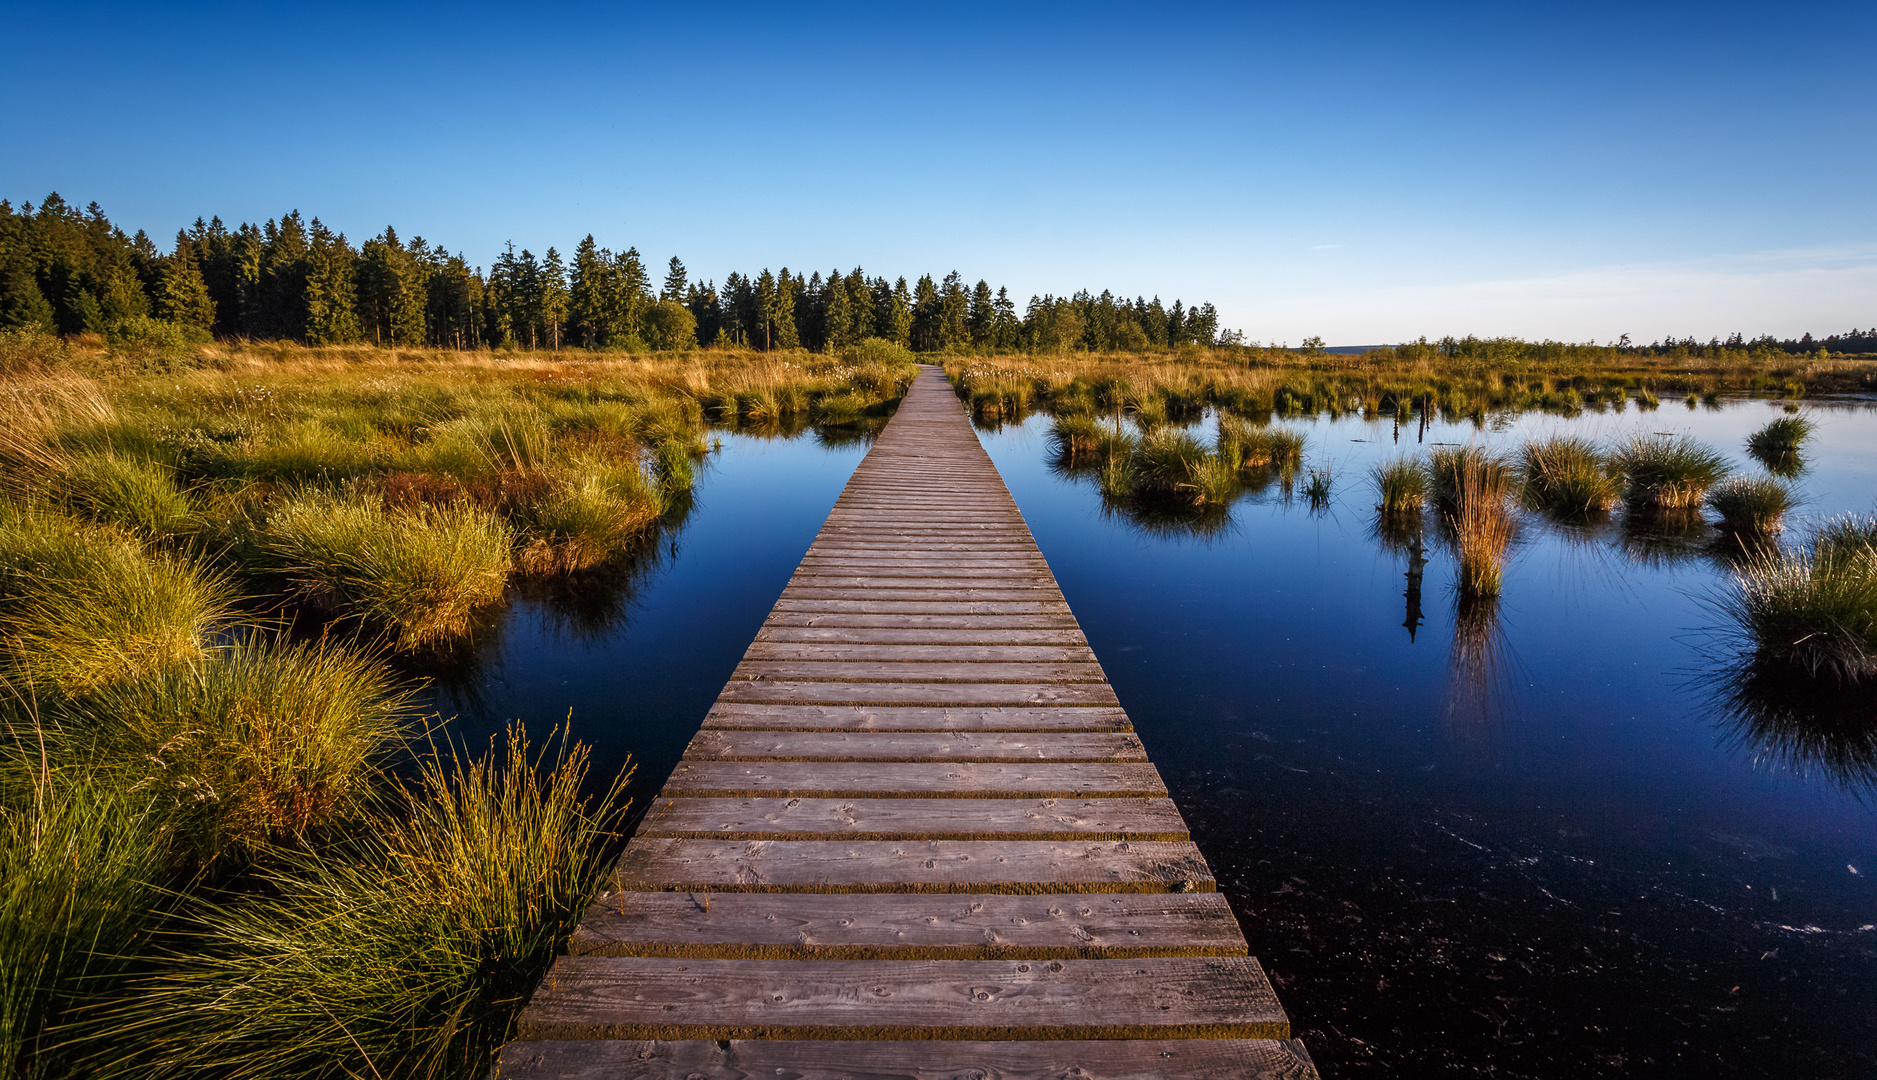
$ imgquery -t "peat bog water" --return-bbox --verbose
[421,397,1877,1078]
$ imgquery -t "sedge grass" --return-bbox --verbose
[1745,414,1814,475]
[0,766,166,1079]
[33,637,411,867]
[1708,476,1794,537]
[1519,436,1620,516]
[0,511,236,695]
[57,452,195,538]
[1429,446,1514,511]
[118,726,630,1080]
[1371,456,1429,514]
[259,495,513,650]
[1614,433,1730,512]
[1722,517,1877,681]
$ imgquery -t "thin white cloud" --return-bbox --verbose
[1236,245,1877,344]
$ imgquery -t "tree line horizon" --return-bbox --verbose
[2,193,1871,358]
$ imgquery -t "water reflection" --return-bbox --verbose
[1710,661,1877,797]
[1370,510,1428,641]
[1447,593,1515,731]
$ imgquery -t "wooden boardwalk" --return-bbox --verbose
[497,367,1318,1079]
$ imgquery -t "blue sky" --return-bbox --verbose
[4,0,1871,343]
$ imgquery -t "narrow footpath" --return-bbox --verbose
[497,366,1318,1079]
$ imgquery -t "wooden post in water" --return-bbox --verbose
[496,366,1319,1079]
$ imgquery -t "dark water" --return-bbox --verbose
[430,400,1877,1079]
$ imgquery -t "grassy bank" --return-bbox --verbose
[0,333,919,1079]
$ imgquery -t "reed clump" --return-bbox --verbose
[1429,446,1513,511]
[1613,434,1730,512]
[1723,515,1877,681]
[1371,456,1429,514]
[1519,435,1621,516]
[1745,414,1814,474]
[1708,476,1793,537]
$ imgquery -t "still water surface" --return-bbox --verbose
[426,399,1877,1078]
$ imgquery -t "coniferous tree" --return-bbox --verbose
[686,280,723,346]
[541,247,567,348]
[567,236,606,349]
[937,271,969,351]
[992,287,1018,348]
[910,274,940,351]
[967,280,994,347]
[155,229,216,329]
[662,256,686,301]
[303,219,360,344]
[769,269,801,350]
[844,270,874,342]
[824,269,854,352]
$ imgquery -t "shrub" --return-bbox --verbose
[258,495,512,649]
[1613,433,1729,511]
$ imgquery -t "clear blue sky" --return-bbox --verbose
[4,0,1871,343]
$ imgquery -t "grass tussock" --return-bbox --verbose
[121,727,629,1080]
[32,638,411,866]
[0,511,236,694]
[1613,433,1730,512]
[1371,456,1429,514]
[1519,436,1621,516]
[259,495,512,649]
[1723,515,1877,681]
[1429,446,1513,511]
[56,452,196,537]
[1746,413,1814,475]
[0,769,166,1079]
[1708,476,1794,537]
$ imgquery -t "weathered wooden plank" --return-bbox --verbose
[781,588,1063,603]
[660,760,1165,799]
[701,704,1134,732]
[682,730,1144,762]
[636,796,1181,841]
[715,682,1120,706]
[496,1037,1321,1080]
[758,613,1084,630]
[568,891,1242,958]
[769,600,1073,615]
[612,838,1214,894]
[790,571,1057,585]
[515,956,1286,1041]
[753,627,1089,646]
[728,660,1104,684]
[741,642,1098,663]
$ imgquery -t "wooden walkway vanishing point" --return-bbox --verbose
[497,367,1319,1079]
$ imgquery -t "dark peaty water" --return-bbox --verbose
[427,399,1877,1079]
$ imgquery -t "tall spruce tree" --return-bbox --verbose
[156,230,216,329]
[662,256,687,301]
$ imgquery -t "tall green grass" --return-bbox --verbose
[0,511,235,694]
[0,769,165,1079]
[119,727,629,1080]
[1708,476,1793,536]
[1722,515,1877,680]
[1613,433,1730,511]
[36,638,411,866]
[1370,456,1428,514]
[259,495,512,650]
